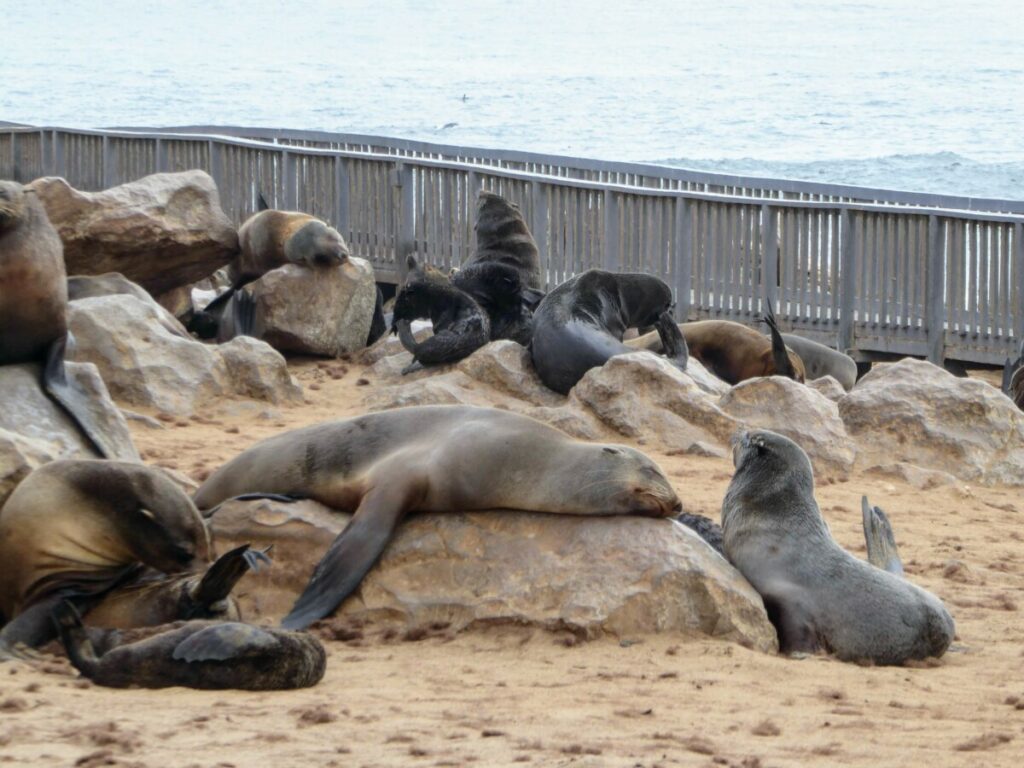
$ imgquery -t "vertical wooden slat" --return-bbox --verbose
[762,204,778,315]
[603,190,619,273]
[674,197,692,320]
[927,215,946,363]
[838,209,856,353]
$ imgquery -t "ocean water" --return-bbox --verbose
[2,0,1023,199]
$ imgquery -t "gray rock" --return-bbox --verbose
[208,498,777,652]
[807,375,846,403]
[839,358,1024,486]
[720,376,855,479]
[219,336,303,405]
[456,341,564,406]
[28,172,237,295]
[68,272,190,339]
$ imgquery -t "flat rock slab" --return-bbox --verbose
[209,498,777,652]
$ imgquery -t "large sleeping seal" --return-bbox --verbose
[628,308,805,385]
[722,429,954,665]
[54,603,325,690]
[530,269,689,395]
[0,460,265,656]
[193,405,683,630]
[0,181,120,458]
[392,255,491,373]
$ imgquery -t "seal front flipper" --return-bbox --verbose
[654,310,688,370]
[281,479,426,630]
[861,496,904,575]
[762,589,821,656]
[187,544,262,615]
[257,192,270,212]
[51,600,102,676]
[172,623,280,662]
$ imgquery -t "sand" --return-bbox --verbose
[2,360,1022,767]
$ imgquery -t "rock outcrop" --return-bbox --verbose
[28,172,237,294]
[209,498,777,652]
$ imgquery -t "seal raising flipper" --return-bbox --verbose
[256,192,270,212]
[654,310,688,370]
[862,496,904,576]
[762,304,797,381]
[53,602,326,690]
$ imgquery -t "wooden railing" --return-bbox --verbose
[2,124,1021,366]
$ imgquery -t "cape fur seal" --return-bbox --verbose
[193,405,682,629]
[467,190,542,290]
[392,255,490,373]
[0,181,120,458]
[722,429,954,665]
[54,603,325,690]
[530,269,689,395]
[778,333,856,391]
[0,460,265,656]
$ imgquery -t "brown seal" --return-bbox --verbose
[0,460,265,656]
[722,429,954,665]
[54,604,325,690]
[193,404,682,629]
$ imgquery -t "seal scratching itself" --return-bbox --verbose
[530,269,689,394]
[0,460,265,656]
[0,181,121,458]
[54,603,325,690]
[722,429,954,665]
[193,405,682,630]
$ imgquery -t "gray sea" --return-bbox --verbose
[2,0,1023,199]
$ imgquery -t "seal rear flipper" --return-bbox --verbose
[172,623,280,663]
[761,304,796,380]
[188,288,236,339]
[1002,357,1014,394]
[861,496,904,575]
[189,544,264,611]
[50,600,102,676]
[762,591,821,656]
[226,289,258,340]
[1,596,75,658]
[366,286,388,346]
[654,310,688,370]
[281,481,422,630]
[42,336,119,459]
[257,192,270,212]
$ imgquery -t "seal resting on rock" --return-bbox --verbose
[722,429,954,665]
[54,603,325,690]
[466,190,542,290]
[391,255,490,373]
[192,405,682,630]
[530,269,689,394]
[0,460,266,657]
[0,181,122,458]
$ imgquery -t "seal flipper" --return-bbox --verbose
[227,289,258,339]
[172,623,280,663]
[1002,357,1014,395]
[188,287,236,339]
[654,310,688,371]
[366,286,388,346]
[673,513,723,556]
[281,480,425,630]
[1,596,74,659]
[257,192,270,212]
[41,336,119,459]
[763,590,821,656]
[762,304,796,380]
[861,496,904,575]
[51,600,102,676]
[188,544,268,614]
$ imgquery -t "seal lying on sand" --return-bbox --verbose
[722,429,954,665]
[628,308,805,385]
[192,405,682,630]
[54,603,325,690]
[0,181,122,458]
[530,269,689,394]
[0,460,265,657]
[1002,341,1024,411]
[392,255,491,373]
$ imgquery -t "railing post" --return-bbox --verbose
[155,138,166,173]
[838,208,856,353]
[926,214,946,364]
[531,180,549,286]
[281,150,297,209]
[673,196,692,321]
[1014,222,1023,345]
[208,140,222,189]
[603,189,619,271]
[101,135,113,187]
[9,132,16,181]
[38,129,49,176]
[52,129,64,178]
[761,203,778,314]
[396,161,415,282]
[334,155,349,240]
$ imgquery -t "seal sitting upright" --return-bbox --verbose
[530,269,689,394]
[722,429,954,665]
[193,405,682,630]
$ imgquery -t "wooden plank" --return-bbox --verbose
[674,198,692,320]
[926,215,946,363]
[762,204,778,315]
[603,189,619,273]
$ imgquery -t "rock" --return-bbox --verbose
[0,428,53,510]
[67,295,301,416]
[28,172,237,295]
[839,358,1024,486]
[864,463,958,490]
[456,341,564,406]
[155,285,193,322]
[235,258,377,357]
[719,376,855,479]
[808,375,846,403]
[67,272,190,339]
[570,353,738,453]
[208,498,777,652]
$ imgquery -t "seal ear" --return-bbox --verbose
[189,544,272,607]
[762,304,796,380]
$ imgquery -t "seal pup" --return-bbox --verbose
[192,404,683,629]
[392,255,491,373]
[53,603,326,690]
[722,429,954,665]
[0,460,265,656]
[0,181,120,458]
[530,269,689,395]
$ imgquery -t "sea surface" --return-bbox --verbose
[2,0,1023,199]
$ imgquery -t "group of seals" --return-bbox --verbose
[193,405,683,630]
[721,429,954,665]
[0,181,121,458]
[530,269,689,394]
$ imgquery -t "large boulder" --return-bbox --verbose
[28,172,237,295]
[67,295,302,416]
[67,272,190,339]
[232,258,377,357]
[209,498,777,652]
[839,358,1024,486]
[455,341,563,406]
[720,376,855,479]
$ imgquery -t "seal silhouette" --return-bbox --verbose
[54,603,326,690]
[192,405,682,630]
[530,269,689,394]
[721,429,954,665]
